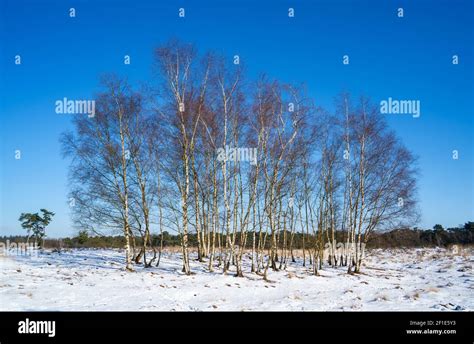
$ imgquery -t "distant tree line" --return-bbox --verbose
[368,222,474,248]
[4,222,472,251]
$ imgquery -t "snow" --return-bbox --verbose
[1,247,472,311]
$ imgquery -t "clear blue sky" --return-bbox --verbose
[1,0,473,237]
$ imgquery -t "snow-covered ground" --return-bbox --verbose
[1,247,472,311]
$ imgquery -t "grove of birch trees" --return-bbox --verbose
[61,40,418,275]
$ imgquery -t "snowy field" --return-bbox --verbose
[1,247,472,311]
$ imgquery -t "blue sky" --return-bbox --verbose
[1,0,473,237]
